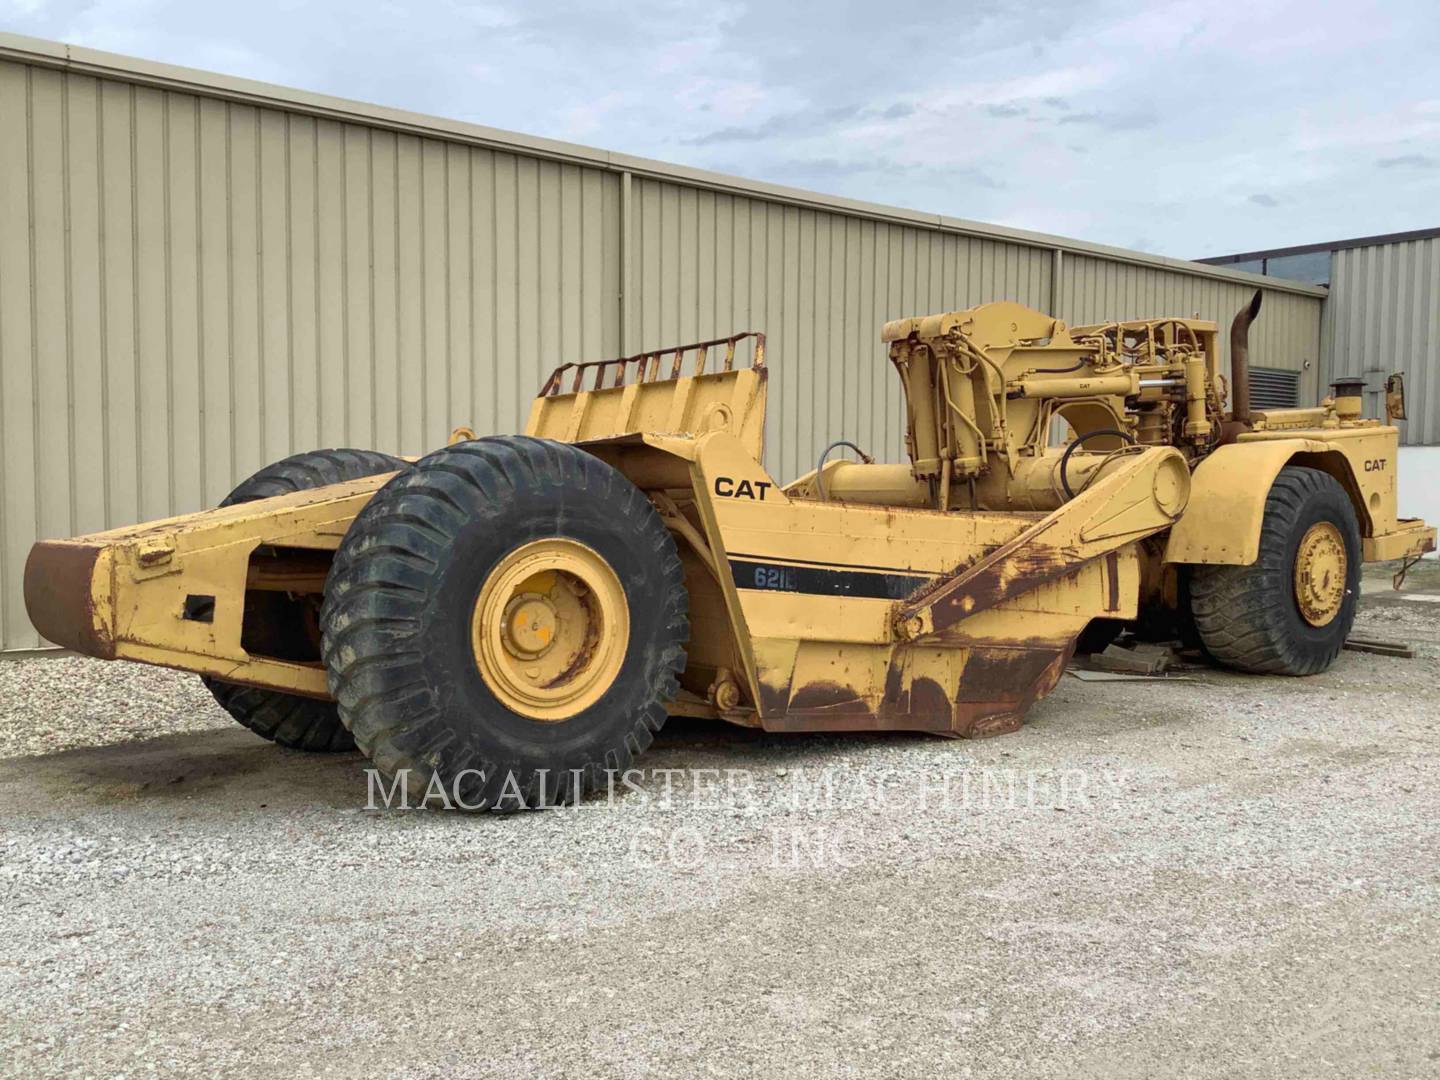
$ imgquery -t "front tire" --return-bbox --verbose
[320,436,688,809]
[1190,465,1360,675]
[203,448,408,751]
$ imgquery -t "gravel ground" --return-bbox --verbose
[0,659,231,759]
[1,562,1438,1078]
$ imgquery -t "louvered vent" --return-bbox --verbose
[1251,367,1301,410]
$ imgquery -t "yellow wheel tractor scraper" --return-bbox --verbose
[25,294,1435,807]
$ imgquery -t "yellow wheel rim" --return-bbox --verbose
[471,538,629,721]
[1294,522,1347,627]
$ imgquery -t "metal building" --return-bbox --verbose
[1199,227,1440,445]
[0,32,1327,652]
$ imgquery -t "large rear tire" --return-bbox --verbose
[204,448,408,751]
[320,436,688,809]
[1190,465,1360,675]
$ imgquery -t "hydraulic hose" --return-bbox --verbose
[1059,428,1135,500]
[814,440,873,501]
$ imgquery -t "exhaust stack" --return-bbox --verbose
[1229,289,1262,423]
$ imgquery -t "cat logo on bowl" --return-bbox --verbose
[714,476,773,500]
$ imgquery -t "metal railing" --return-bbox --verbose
[539,331,766,397]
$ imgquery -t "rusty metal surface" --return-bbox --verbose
[1228,289,1263,428]
[759,640,1073,738]
[244,547,333,594]
[920,547,1080,633]
[893,447,1188,638]
[539,331,766,397]
[23,542,112,660]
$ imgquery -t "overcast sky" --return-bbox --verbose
[4,0,1437,257]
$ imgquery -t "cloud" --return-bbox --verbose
[683,100,926,146]
[984,103,1028,118]
[765,157,1005,191]
[1248,194,1281,208]
[1377,154,1437,169]
[1054,109,1158,131]
[683,104,862,146]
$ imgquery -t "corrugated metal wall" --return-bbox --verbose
[0,45,1324,651]
[0,58,623,649]
[625,178,1054,480]
[1321,236,1439,446]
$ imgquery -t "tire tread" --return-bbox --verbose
[203,448,408,751]
[1191,466,1359,676]
[321,435,689,809]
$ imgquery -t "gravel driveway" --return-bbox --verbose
[2,564,1437,1078]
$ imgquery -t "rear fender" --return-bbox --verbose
[1163,440,1362,565]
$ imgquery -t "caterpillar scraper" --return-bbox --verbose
[25,293,1435,807]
